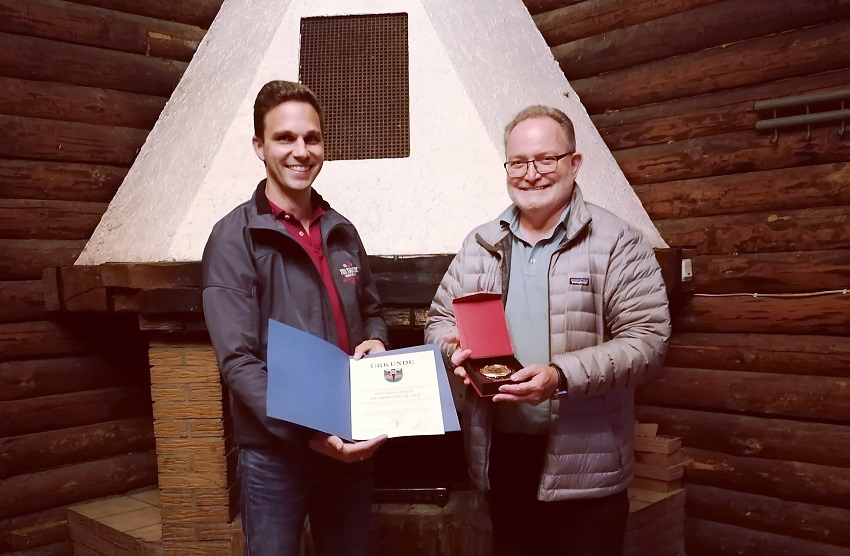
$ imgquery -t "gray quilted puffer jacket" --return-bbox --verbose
[425,186,671,501]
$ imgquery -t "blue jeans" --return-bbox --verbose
[239,447,374,556]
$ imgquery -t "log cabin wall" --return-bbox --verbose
[0,1,224,554]
[528,1,850,555]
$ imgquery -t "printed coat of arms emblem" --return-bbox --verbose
[384,368,403,382]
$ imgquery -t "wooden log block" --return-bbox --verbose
[0,199,107,240]
[572,20,850,113]
[635,163,850,220]
[3,540,74,556]
[635,450,683,468]
[634,461,685,482]
[0,417,154,479]
[0,76,166,130]
[664,332,850,377]
[0,0,205,62]
[533,0,722,46]
[0,32,187,97]
[629,476,682,493]
[674,292,850,335]
[0,506,69,552]
[0,160,127,203]
[0,114,148,165]
[0,386,152,437]
[0,452,157,520]
[690,249,850,294]
[636,405,850,468]
[0,280,45,323]
[634,434,681,455]
[522,0,585,16]
[556,0,850,79]
[638,367,850,422]
[65,0,223,28]
[682,447,850,510]
[686,483,850,547]
[687,517,850,556]
[0,239,85,280]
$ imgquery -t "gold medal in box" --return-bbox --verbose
[452,293,522,397]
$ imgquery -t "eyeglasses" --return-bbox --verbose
[504,152,574,178]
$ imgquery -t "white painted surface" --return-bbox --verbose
[77,0,665,265]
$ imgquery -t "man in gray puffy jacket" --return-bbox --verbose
[425,105,670,556]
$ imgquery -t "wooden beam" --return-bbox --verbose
[556,0,850,79]
[533,0,723,46]
[687,518,850,556]
[0,317,142,360]
[690,249,850,293]
[0,114,148,165]
[522,0,586,17]
[0,32,187,97]
[371,255,452,306]
[0,417,154,479]
[686,483,850,547]
[0,160,127,203]
[637,367,850,422]
[0,240,85,281]
[0,199,107,240]
[572,20,850,113]
[0,506,68,553]
[674,292,850,335]
[64,0,224,28]
[635,163,850,220]
[0,451,157,520]
[681,447,850,514]
[0,281,45,323]
[0,76,166,129]
[636,406,850,468]
[665,332,850,377]
[0,0,205,62]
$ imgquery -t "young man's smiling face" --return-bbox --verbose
[253,100,324,198]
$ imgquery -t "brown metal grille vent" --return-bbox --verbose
[299,13,410,161]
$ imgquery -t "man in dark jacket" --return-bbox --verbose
[202,81,389,556]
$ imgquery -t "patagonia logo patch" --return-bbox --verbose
[570,277,590,286]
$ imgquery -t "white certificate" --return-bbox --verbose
[349,349,446,440]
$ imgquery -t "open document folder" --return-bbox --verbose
[266,319,460,442]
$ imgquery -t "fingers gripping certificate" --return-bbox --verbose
[266,319,459,441]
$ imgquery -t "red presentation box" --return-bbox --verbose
[452,293,522,397]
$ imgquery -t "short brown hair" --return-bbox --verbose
[253,80,325,138]
[503,105,576,152]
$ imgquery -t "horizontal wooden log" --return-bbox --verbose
[635,163,850,220]
[0,385,152,437]
[65,0,223,28]
[0,32,187,97]
[0,354,147,401]
[683,447,850,510]
[636,406,850,468]
[4,540,73,556]
[0,114,148,165]
[534,0,722,46]
[0,199,107,240]
[0,239,85,280]
[371,255,452,306]
[675,292,850,335]
[556,0,850,79]
[657,205,850,255]
[522,0,585,16]
[0,316,143,362]
[0,417,154,479]
[617,126,850,186]
[0,0,205,62]
[686,483,850,547]
[0,160,127,202]
[690,249,850,293]
[638,367,850,422]
[0,451,157,519]
[572,20,850,113]
[687,518,850,556]
[0,281,45,323]
[0,76,166,129]
[665,332,850,376]
[600,82,850,154]
[0,506,68,552]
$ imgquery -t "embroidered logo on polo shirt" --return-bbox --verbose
[339,262,360,283]
[570,277,590,286]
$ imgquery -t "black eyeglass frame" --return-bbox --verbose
[503,151,574,177]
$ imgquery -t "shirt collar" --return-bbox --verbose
[499,204,571,241]
[267,195,326,225]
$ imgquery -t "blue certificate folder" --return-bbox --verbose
[266,319,460,442]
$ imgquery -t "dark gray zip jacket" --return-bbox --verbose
[202,181,388,449]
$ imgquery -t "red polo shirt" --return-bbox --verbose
[267,198,352,355]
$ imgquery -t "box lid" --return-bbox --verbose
[452,292,515,359]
